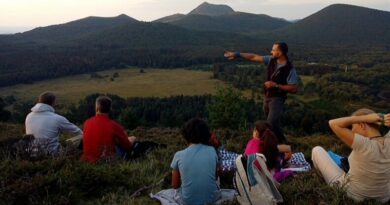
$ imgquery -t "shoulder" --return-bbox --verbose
[352,133,373,152]
[202,145,218,156]
[54,113,70,123]
[83,117,94,126]
[172,149,185,162]
[111,119,125,130]
[263,55,273,65]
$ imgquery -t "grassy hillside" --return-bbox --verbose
[0,122,381,205]
[0,68,226,104]
[167,12,291,34]
[275,4,390,45]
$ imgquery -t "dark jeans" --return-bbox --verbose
[263,97,287,143]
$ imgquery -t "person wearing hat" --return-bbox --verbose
[224,42,299,143]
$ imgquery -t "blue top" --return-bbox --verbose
[263,55,299,85]
[171,144,220,205]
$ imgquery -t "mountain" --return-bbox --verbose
[167,12,291,34]
[0,3,389,87]
[275,4,390,45]
[188,2,234,16]
[3,14,138,44]
[79,22,263,48]
[0,17,269,87]
[154,13,186,23]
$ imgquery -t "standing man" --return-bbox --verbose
[224,42,299,143]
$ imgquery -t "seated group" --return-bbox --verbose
[25,91,390,204]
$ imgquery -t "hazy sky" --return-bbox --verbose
[0,0,389,33]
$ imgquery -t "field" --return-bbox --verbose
[0,68,226,104]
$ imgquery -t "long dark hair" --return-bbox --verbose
[254,121,279,169]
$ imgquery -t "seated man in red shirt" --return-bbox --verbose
[82,96,136,163]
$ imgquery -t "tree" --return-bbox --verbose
[208,87,246,129]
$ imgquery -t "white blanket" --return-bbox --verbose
[150,189,237,205]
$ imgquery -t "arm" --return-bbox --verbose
[113,123,133,151]
[264,68,299,93]
[264,82,298,93]
[279,84,298,93]
[172,170,181,189]
[224,51,265,63]
[329,113,382,147]
[278,144,292,160]
[277,144,291,153]
[58,116,83,136]
[385,114,390,127]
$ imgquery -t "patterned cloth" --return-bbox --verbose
[283,152,311,172]
[218,146,239,172]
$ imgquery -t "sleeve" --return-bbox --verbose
[58,115,83,136]
[171,152,180,170]
[351,134,372,153]
[287,68,299,85]
[263,55,272,66]
[113,122,132,151]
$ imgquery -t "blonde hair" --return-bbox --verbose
[352,108,380,130]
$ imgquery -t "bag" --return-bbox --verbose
[233,154,283,205]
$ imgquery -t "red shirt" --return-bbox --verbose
[82,114,132,163]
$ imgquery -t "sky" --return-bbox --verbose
[0,0,389,33]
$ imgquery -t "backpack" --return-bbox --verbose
[233,154,283,205]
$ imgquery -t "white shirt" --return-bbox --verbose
[25,103,83,154]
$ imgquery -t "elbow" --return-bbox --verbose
[328,120,336,130]
[291,88,298,94]
[172,183,180,189]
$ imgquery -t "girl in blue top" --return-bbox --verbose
[171,118,221,205]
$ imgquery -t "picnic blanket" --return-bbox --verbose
[150,189,237,205]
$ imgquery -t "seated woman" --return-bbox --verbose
[244,121,295,182]
[245,121,292,161]
[312,109,390,203]
[171,118,221,205]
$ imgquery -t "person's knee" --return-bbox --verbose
[312,146,324,155]
[311,146,325,163]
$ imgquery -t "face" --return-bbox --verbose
[271,44,283,59]
[253,129,259,138]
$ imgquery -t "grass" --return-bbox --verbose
[0,68,227,104]
[0,122,384,205]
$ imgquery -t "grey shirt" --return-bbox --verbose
[344,134,390,203]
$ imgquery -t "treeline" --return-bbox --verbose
[63,91,262,130]
[2,88,352,135]
[0,46,226,87]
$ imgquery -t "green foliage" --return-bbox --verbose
[0,98,11,122]
[208,87,247,129]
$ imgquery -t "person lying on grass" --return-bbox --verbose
[171,118,221,205]
[312,109,390,203]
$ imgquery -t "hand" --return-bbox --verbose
[224,51,236,60]
[264,81,277,89]
[128,136,137,144]
[384,114,390,127]
[363,113,383,125]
